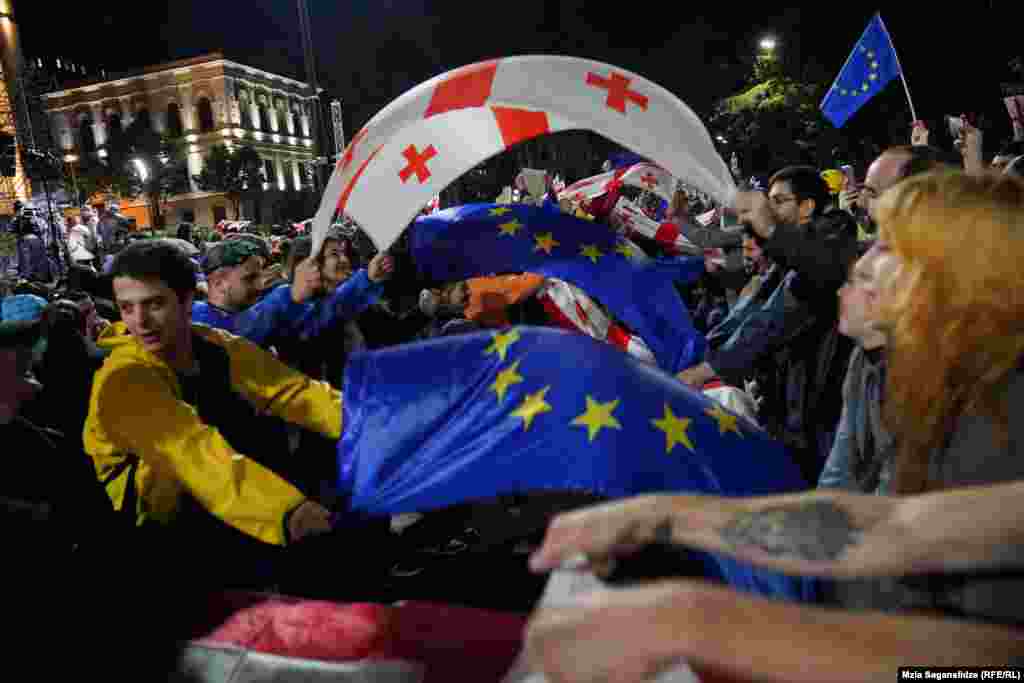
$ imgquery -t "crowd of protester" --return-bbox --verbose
[2,117,1023,679]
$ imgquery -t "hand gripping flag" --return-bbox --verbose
[409,203,706,373]
[820,13,906,128]
[559,162,678,206]
[311,56,736,255]
[336,327,815,600]
[609,197,701,256]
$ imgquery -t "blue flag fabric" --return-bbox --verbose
[820,13,903,128]
[410,203,705,373]
[337,327,816,600]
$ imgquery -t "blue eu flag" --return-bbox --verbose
[336,327,815,600]
[410,203,706,373]
[820,13,904,128]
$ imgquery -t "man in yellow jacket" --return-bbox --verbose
[84,239,338,547]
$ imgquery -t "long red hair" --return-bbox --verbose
[877,170,1024,494]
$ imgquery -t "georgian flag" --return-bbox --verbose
[610,197,701,256]
[536,277,657,366]
[311,56,736,255]
[558,161,678,206]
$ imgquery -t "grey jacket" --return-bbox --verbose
[829,370,1024,626]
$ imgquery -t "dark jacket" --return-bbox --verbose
[705,210,858,482]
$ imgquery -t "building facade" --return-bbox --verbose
[41,52,319,227]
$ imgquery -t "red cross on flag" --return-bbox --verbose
[311,56,735,255]
[610,197,701,256]
[559,162,678,206]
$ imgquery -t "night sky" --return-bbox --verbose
[18,1,1019,150]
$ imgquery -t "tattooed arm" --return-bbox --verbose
[530,482,1024,579]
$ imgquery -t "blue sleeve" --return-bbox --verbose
[226,284,307,347]
[817,400,856,490]
[291,269,383,339]
[705,271,813,383]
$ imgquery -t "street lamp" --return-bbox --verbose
[759,37,777,52]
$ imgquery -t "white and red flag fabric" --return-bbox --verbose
[536,277,657,366]
[311,56,736,255]
[609,197,701,256]
[558,161,677,206]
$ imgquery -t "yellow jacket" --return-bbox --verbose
[84,322,342,545]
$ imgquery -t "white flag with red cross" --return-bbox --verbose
[311,56,735,255]
[559,162,678,206]
[610,197,701,256]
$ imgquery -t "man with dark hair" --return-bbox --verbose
[679,165,859,482]
[86,239,340,565]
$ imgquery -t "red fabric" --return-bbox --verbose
[192,592,526,683]
[424,61,498,118]
[605,324,631,352]
[538,292,583,334]
[492,107,551,147]
[655,221,681,255]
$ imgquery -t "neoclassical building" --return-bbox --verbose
[41,52,320,227]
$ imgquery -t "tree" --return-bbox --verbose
[711,54,837,177]
[193,144,263,220]
[70,123,189,228]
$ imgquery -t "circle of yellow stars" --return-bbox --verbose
[482,328,746,451]
[836,44,881,98]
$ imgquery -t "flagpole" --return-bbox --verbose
[877,13,918,123]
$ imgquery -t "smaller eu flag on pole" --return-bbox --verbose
[820,13,903,128]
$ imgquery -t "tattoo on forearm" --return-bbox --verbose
[653,518,674,545]
[718,500,862,562]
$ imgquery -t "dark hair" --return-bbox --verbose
[320,230,358,268]
[110,239,197,300]
[998,140,1024,157]
[885,145,960,179]
[285,236,312,281]
[768,165,830,217]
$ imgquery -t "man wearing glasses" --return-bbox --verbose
[679,166,859,483]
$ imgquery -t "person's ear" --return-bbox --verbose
[799,198,816,221]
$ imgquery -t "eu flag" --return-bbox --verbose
[410,203,706,373]
[820,13,904,128]
[336,327,816,600]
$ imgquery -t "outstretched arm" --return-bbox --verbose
[531,482,1024,579]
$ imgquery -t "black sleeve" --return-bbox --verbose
[762,211,859,300]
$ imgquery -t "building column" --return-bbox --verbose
[187,142,203,193]
[274,155,286,191]
[179,85,195,133]
[286,100,296,135]
[292,158,302,190]
[119,97,134,129]
[224,77,241,125]
[269,97,280,133]
[52,111,73,151]
[250,96,261,131]
[88,104,107,148]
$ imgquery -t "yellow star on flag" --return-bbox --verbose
[534,232,560,255]
[869,73,878,81]
[705,403,742,438]
[484,328,521,362]
[498,220,524,237]
[511,386,552,431]
[614,242,636,258]
[862,83,869,92]
[570,395,622,442]
[651,403,695,453]
[489,207,512,216]
[490,360,524,403]
[580,244,603,264]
